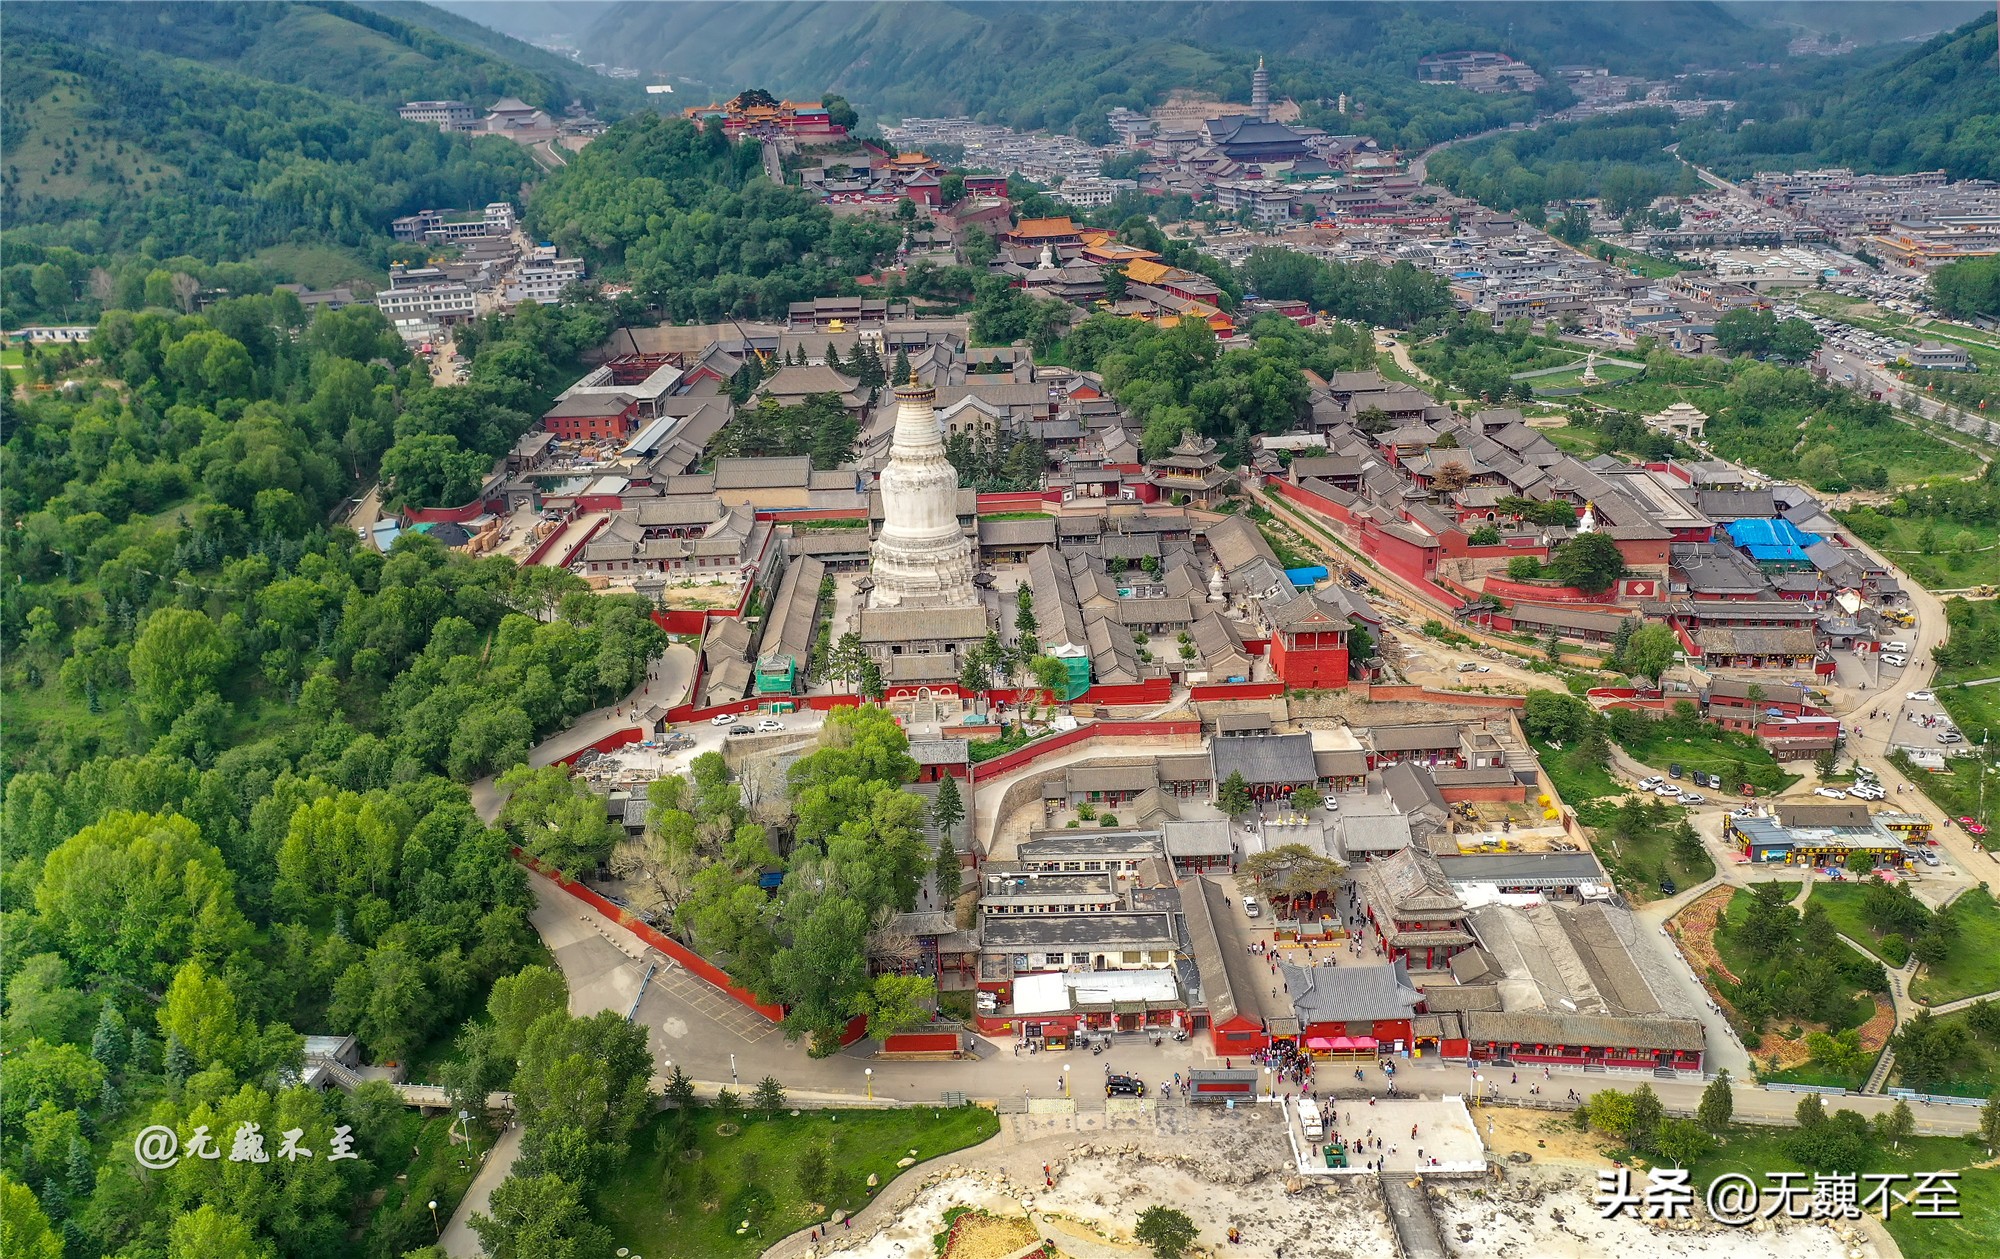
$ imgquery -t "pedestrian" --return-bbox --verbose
[1511,1072,1517,1085]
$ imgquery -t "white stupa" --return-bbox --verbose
[868,374,979,609]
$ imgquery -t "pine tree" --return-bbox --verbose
[930,770,964,836]
[90,1002,126,1071]
[40,1177,66,1223]
[97,1077,120,1115]
[163,1033,193,1085]
[934,837,963,903]
[892,347,912,384]
[67,1133,94,1197]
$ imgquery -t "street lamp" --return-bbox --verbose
[427,1200,439,1238]
[864,1067,874,1101]
[730,1053,738,1086]
[1062,1064,1070,1098]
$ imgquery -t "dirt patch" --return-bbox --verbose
[1855,994,1896,1053]
[1667,887,1739,988]
[1475,1105,1617,1170]
[940,1209,1043,1259]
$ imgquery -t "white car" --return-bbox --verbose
[710,713,737,726]
[1243,896,1261,918]
[756,718,784,732]
[1887,641,1910,653]
[1814,787,1849,799]
[1882,655,1908,668]
[1908,690,1935,702]
[1677,792,1706,806]
[1637,776,1665,792]
[1653,783,1683,797]
[1852,785,1886,801]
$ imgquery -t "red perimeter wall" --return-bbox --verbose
[514,851,786,1022]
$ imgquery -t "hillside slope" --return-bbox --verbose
[1678,11,2000,179]
[354,0,648,111]
[569,0,1784,131]
[0,13,540,264]
[2,0,645,113]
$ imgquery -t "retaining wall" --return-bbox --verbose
[516,851,786,1023]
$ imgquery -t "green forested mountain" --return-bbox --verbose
[1717,1,1988,44]
[6,1,635,113]
[560,0,1784,141]
[0,1,631,294]
[1676,12,2000,179]
[523,114,901,322]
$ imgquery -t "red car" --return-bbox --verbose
[1958,817,1988,836]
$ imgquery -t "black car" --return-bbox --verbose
[1659,875,1678,896]
[728,725,753,735]
[1668,764,1683,779]
[1105,1075,1147,1098]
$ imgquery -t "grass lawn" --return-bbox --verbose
[1809,882,1911,965]
[1532,738,1622,808]
[1,345,25,372]
[1589,241,1685,279]
[1614,723,1799,795]
[363,1111,495,1257]
[1526,361,1646,393]
[1890,1006,2000,1100]
[1675,1129,2000,1259]
[1911,888,2000,1006]
[1573,797,1718,902]
[254,242,385,290]
[1759,1060,1868,1090]
[595,1104,1000,1259]
[1713,888,1875,1035]
[1837,513,2000,591]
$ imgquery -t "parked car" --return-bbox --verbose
[1852,784,1886,801]
[711,713,738,727]
[1106,1075,1147,1098]
[1637,776,1665,792]
[1814,787,1849,799]
[756,718,784,732]
[1653,783,1682,797]
[1887,641,1910,653]
[1909,690,1935,701]
[1659,876,1678,896]
[1920,850,1942,867]
[1243,896,1261,918]
[1882,655,1908,668]
[1669,764,1684,779]
[1939,730,1964,744]
[728,724,753,736]
[1677,792,1706,806]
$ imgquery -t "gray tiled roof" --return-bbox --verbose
[1279,958,1422,1024]
[1209,732,1318,786]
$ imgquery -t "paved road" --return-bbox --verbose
[437,1124,520,1258]
[469,641,700,822]
[530,865,1987,1134]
